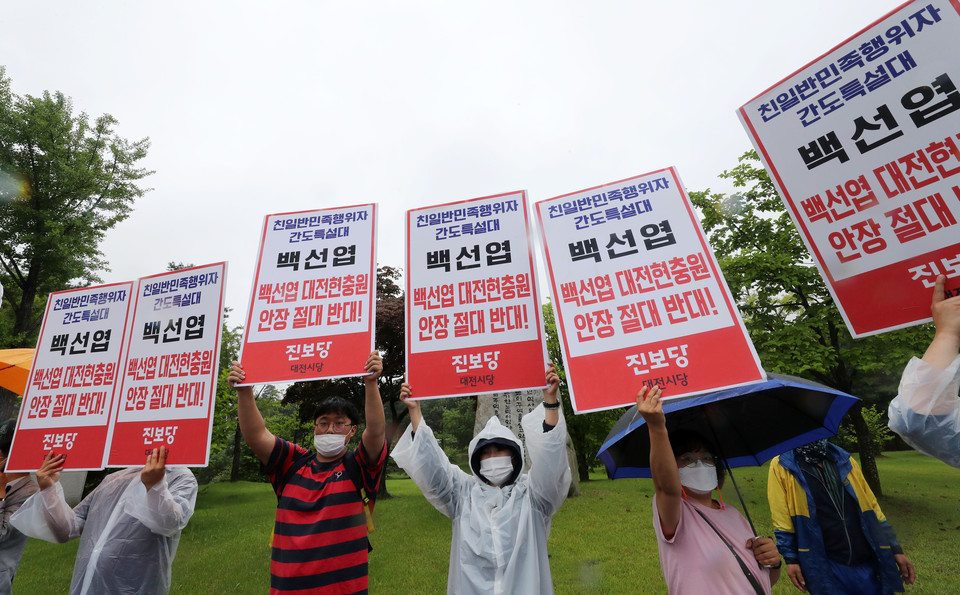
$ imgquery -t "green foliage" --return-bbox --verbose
[0,66,152,348]
[689,151,934,492]
[542,302,626,480]
[419,396,477,459]
[17,453,959,594]
[835,404,896,455]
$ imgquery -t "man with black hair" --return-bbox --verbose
[0,421,38,594]
[391,363,571,594]
[229,351,386,595]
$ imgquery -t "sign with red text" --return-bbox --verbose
[536,168,765,413]
[7,283,134,471]
[740,0,960,337]
[406,191,548,399]
[107,263,226,466]
[239,206,377,384]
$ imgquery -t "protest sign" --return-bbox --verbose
[739,0,960,337]
[239,205,377,384]
[107,263,226,466]
[406,191,547,399]
[7,282,134,471]
[536,168,765,413]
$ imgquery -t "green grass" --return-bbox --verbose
[14,451,960,593]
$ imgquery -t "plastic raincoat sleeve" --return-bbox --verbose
[9,484,83,544]
[766,458,800,563]
[124,470,198,537]
[521,404,571,516]
[888,355,960,468]
[391,421,469,519]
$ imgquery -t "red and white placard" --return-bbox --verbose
[536,168,765,413]
[406,191,548,399]
[239,206,377,385]
[108,263,226,466]
[7,283,134,471]
[739,0,960,337]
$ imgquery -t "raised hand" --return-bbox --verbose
[36,452,66,491]
[141,446,168,491]
[227,361,245,388]
[364,351,383,384]
[636,385,665,427]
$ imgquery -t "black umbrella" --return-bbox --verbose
[596,373,860,530]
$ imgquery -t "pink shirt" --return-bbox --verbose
[653,494,773,595]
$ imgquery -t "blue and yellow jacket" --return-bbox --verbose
[768,445,904,594]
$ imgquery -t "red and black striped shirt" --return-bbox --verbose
[264,437,386,595]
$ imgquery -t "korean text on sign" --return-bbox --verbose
[536,168,764,413]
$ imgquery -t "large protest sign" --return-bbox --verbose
[406,191,547,399]
[239,206,377,385]
[739,0,960,337]
[7,283,134,471]
[108,263,226,466]
[536,168,765,413]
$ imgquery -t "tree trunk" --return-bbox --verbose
[850,403,882,496]
[576,442,589,483]
[230,423,242,482]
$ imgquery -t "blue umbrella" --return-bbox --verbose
[596,373,860,533]
[597,373,860,479]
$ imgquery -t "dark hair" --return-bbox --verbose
[0,419,15,458]
[313,397,360,426]
[669,429,726,489]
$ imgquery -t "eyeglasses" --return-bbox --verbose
[315,421,354,433]
[677,453,716,467]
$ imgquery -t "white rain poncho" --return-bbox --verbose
[391,404,571,595]
[889,354,960,468]
[11,466,197,595]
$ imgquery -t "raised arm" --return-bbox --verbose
[923,275,960,370]
[127,447,198,537]
[399,382,422,432]
[361,351,386,461]
[543,362,560,426]
[10,453,82,543]
[638,385,682,538]
[228,362,276,465]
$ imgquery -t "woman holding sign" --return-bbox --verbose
[637,385,781,594]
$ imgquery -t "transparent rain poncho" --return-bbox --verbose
[889,355,960,468]
[11,466,197,594]
[392,405,571,595]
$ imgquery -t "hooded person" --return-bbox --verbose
[11,446,196,595]
[391,364,571,595]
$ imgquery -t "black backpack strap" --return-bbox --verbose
[278,451,315,502]
[693,507,766,595]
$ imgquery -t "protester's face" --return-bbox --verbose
[479,444,513,461]
[314,415,356,441]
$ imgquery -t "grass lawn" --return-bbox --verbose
[14,451,960,593]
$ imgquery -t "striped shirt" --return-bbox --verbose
[264,437,386,595]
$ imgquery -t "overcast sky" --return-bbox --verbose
[1,0,905,320]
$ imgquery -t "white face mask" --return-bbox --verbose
[677,460,718,494]
[479,455,514,486]
[315,433,348,458]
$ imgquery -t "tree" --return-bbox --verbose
[689,150,932,495]
[0,66,152,348]
[542,302,625,482]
